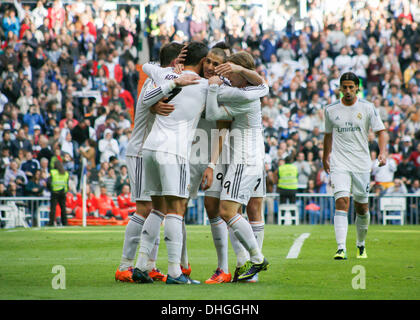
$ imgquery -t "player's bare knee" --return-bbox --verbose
[204,197,219,219]
[247,197,263,221]
[136,201,152,218]
[354,201,369,215]
[335,196,350,211]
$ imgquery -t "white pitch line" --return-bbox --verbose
[286,233,311,259]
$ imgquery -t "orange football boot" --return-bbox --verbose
[115,267,134,283]
[181,263,191,276]
[205,268,232,284]
[149,268,167,282]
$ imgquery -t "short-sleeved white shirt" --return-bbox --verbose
[325,98,385,173]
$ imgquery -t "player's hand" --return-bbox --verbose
[173,63,184,74]
[377,153,387,167]
[150,100,175,116]
[174,46,188,64]
[208,76,223,86]
[322,158,330,174]
[201,167,213,190]
[215,62,242,77]
[174,74,200,86]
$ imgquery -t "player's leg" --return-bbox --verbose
[132,151,166,283]
[180,162,205,277]
[246,197,264,282]
[164,195,199,284]
[219,199,268,281]
[132,196,166,283]
[205,195,231,284]
[161,156,199,284]
[352,172,371,259]
[331,170,352,260]
[248,170,266,252]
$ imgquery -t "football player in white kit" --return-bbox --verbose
[323,72,388,260]
[204,51,270,281]
[132,42,210,284]
[188,46,266,284]
[115,43,200,282]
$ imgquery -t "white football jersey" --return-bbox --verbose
[206,83,269,166]
[125,78,156,157]
[324,98,385,173]
[142,63,208,160]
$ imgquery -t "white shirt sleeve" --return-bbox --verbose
[216,84,268,104]
[205,85,234,121]
[324,108,333,133]
[142,63,172,82]
[142,80,177,108]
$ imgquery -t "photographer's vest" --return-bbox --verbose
[278,164,298,190]
[50,169,69,193]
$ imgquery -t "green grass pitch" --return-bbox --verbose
[0,224,419,300]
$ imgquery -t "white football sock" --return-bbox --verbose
[355,211,370,247]
[209,216,229,272]
[136,209,164,271]
[180,220,189,270]
[228,226,249,267]
[227,214,263,264]
[165,214,184,278]
[334,210,348,250]
[119,214,145,270]
[250,220,264,251]
[146,237,160,270]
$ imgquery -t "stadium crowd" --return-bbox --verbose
[0,0,420,223]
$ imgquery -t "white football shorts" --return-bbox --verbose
[126,155,151,202]
[330,169,370,203]
[220,163,265,205]
[143,150,190,199]
[189,162,227,199]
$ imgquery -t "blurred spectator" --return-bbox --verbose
[385,178,408,195]
[117,184,136,219]
[372,151,398,190]
[4,160,27,186]
[294,152,311,192]
[20,150,40,176]
[97,184,121,219]
[115,164,130,195]
[98,128,119,163]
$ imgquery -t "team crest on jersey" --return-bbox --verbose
[357,113,362,119]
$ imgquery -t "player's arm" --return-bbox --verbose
[322,133,332,174]
[376,129,388,167]
[322,108,334,174]
[142,63,170,82]
[217,83,269,104]
[215,62,264,85]
[143,74,201,108]
[201,121,230,190]
[205,79,235,121]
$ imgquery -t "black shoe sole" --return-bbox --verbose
[132,268,153,283]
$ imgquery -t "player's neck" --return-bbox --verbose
[183,65,200,74]
[341,96,357,106]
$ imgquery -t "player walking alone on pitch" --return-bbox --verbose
[322,72,388,260]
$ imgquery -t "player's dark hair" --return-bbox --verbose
[208,47,227,63]
[159,42,184,67]
[340,72,360,87]
[212,41,232,53]
[182,41,209,67]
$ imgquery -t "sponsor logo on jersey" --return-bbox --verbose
[357,113,362,119]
